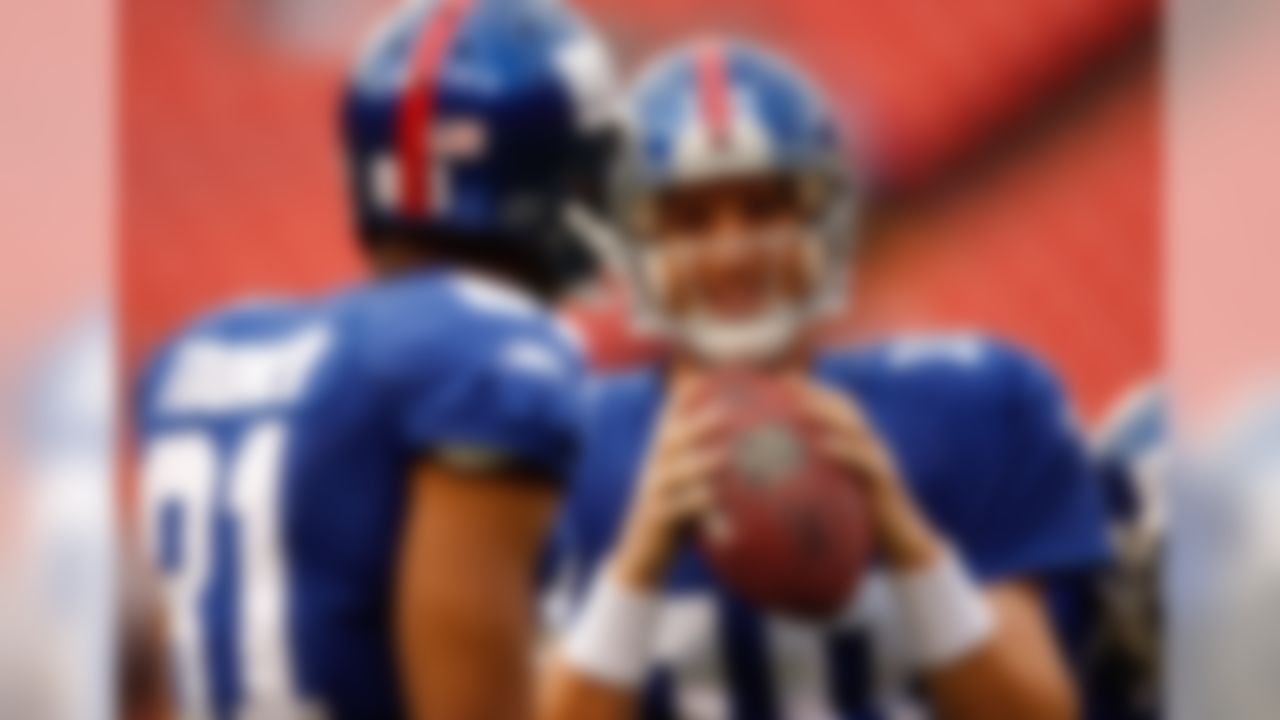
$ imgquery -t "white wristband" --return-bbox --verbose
[890,548,995,670]
[562,572,661,689]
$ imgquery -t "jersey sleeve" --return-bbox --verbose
[396,331,585,483]
[954,349,1112,583]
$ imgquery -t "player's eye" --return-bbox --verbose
[654,195,716,240]
[739,179,804,226]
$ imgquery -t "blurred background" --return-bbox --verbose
[123,0,1159,423]
[11,0,1280,716]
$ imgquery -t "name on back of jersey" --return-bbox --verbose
[158,325,333,416]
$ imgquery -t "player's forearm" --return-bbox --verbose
[874,490,1077,720]
[537,566,660,720]
[925,631,1077,720]
[921,586,1078,720]
[537,660,639,720]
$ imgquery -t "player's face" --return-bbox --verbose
[642,175,818,329]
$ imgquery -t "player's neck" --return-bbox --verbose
[368,242,550,301]
[368,243,440,279]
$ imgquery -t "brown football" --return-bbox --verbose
[696,370,873,618]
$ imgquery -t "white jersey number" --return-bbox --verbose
[142,422,310,719]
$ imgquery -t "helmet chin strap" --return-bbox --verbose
[676,304,805,365]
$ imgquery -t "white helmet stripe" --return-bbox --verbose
[671,43,775,182]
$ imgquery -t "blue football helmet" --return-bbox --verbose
[343,0,619,294]
[579,39,858,361]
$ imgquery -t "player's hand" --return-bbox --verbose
[791,376,945,571]
[609,374,729,591]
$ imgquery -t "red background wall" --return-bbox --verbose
[123,0,1159,421]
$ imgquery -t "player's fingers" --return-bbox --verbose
[819,434,896,491]
[664,482,729,545]
[642,443,719,501]
[663,372,714,418]
[789,376,872,435]
[700,510,735,547]
[660,400,729,455]
[658,446,725,493]
[647,443,729,543]
[664,477,716,520]
[819,433,874,469]
[646,467,714,527]
[786,374,846,418]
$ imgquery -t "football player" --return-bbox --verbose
[1064,382,1164,720]
[538,40,1111,720]
[134,1,617,717]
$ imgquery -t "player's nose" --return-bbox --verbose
[701,205,757,268]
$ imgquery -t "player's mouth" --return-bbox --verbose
[699,282,774,320]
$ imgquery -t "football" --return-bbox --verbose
[697,370,874,618]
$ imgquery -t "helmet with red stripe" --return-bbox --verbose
[343,0,618,294]
[583,39,858,362]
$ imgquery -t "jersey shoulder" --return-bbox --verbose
[822,335,1106,580]
[340,271,584,389]
[136,296,322,424]
[555,365,667,571]
[818,333,1076,430]
[581,365,666,421]
[567,366,666,495]
[335,271,587,476]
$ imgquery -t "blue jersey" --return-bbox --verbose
[548,335,1111,720]
[136,270,584,719]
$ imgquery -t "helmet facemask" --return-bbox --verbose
[617,164,856,365]
[567,38,860,365]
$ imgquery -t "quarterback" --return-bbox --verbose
[134,0,617,717]
[540,40,1111,720]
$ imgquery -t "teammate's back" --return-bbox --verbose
[137,270,583,717]
[133,0,620,715]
